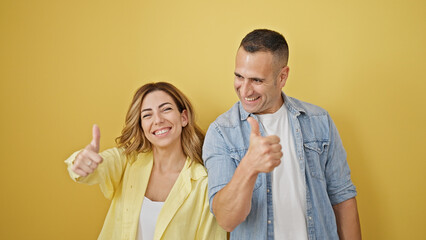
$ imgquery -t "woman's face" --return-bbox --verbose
[140,90,188,150]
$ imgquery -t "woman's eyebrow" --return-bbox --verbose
[141,102,172,112]
[159,102,172,108]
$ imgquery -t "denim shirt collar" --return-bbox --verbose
[238,92,306,120]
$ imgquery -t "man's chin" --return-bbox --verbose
[241,104,258,114]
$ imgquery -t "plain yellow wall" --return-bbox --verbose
[1,0,425,239]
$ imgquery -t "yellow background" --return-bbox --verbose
[1,0,425,239]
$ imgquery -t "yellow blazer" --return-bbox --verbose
[65,148,226,240]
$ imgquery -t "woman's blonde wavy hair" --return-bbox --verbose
[116,82,205,165]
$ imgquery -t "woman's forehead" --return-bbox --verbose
[141,90,176,108]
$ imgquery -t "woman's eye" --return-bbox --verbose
[142,114,151,119]
[163,107,172,112]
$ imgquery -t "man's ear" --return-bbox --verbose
[278,66,290,88]
[181,109,188,127]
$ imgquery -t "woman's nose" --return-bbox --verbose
[153,112,164,124]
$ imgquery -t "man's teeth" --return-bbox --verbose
[245,97,259,101]
[154,129,169,135]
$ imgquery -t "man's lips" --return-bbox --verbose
[244,96,260,102]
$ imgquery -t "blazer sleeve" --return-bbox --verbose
[195,177,227,240]
[64,147,127,199]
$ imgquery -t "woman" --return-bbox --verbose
[65,82,226,240]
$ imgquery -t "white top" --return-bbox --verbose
[136,197,165,240]
[257,103,308,240]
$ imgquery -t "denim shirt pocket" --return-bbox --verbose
[303,141,329,181]
[230,149,263,191]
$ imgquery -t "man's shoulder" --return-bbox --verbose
[211,102,243,128]
[287,96,334,141]
[287,96,329,117]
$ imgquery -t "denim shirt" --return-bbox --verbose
[203,93,357,240]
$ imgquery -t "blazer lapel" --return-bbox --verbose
[131,152,154,220]
[154,158,192,239]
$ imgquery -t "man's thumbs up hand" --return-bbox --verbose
[248,116,261,137]
[242,117,282,174]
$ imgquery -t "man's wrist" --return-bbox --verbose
[237,156,259,179]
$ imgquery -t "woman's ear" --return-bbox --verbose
[181,109,188,127]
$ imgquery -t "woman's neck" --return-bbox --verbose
[152,143,186,173]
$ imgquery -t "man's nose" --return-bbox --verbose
[240,80,253,97]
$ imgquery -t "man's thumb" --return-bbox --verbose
[90,124,101,153]
[247,117,261,137]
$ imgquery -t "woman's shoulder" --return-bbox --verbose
[99,147,126,159]
[187,159,208,181]
[100,147,154,163]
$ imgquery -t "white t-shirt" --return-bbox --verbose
[257,103,308,240]
[136,197,165,240]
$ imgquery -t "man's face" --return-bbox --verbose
[234,47,289,115]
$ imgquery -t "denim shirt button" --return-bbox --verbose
[267,188,270,193]
[308,216,312,220]
[268,220,272,224]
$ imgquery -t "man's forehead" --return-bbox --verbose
[237,47,273,57]
[236,49,274,64]
[236,47,285,67]
[236,50,276,74]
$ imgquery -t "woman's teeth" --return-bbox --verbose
[154,129,169,135]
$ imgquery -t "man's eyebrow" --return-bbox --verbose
[249,77,264,81]
[234,72,264,82]
[141,102,172,112]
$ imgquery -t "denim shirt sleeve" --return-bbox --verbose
[324,114,357,205]
[202,122,237,214]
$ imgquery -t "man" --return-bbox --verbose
[203,29,361,240]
